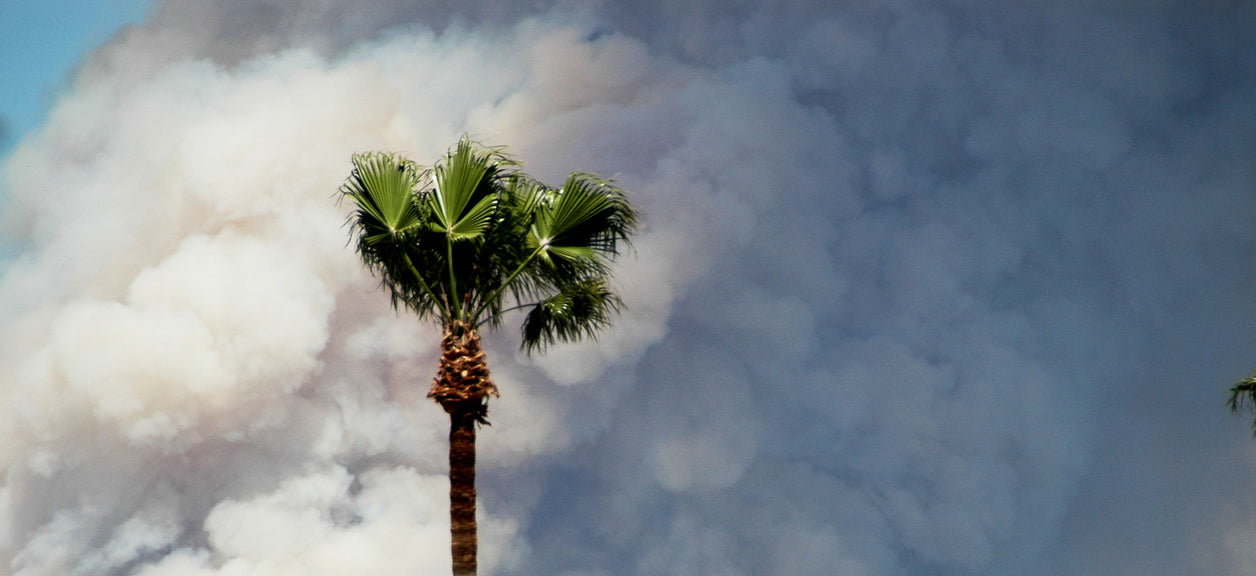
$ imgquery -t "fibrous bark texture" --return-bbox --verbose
[448,412,477,576]
[429,322,498,576]
[430,322,498,421]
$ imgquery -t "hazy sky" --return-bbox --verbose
[0,1,149,154]
[1,1,1255,575]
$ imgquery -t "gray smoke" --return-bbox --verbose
[1,1,1255,575]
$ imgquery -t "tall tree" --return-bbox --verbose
[339,136,637,576]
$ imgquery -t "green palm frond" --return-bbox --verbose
[468,171,636,329]
[520,277,623,353]
[428,136,518,241]
[522,173,637,298]
[530,173,636,261]
[1228,373,1256,434]
[341,152,424,241]
[339,152,451,319]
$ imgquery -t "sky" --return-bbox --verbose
[0,1,150,155]
[0,1,1255,575]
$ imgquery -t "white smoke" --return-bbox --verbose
[2,1,1255,575]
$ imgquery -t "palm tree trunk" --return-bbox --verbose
[449,409,478,576]
[429,322,498,576]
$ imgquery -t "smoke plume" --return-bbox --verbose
[2,1,1255,575]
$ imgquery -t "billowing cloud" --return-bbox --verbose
[2,1,1255,575]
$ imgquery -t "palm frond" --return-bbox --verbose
[520,277,623,353]
[1229,375,1256,412]
[341,152,424,238]
[1228,374,1256,436]
[339,152,451,320]
[509,175,550,215]
[428,136,518,241]
[529,173,637,270]
[445,195,499,240]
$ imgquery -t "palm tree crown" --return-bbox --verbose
[341,136,636,350]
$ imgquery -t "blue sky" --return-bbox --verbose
[0,0,149,155]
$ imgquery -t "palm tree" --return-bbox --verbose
[1228,372,1256,434]
[339,136,637,576]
